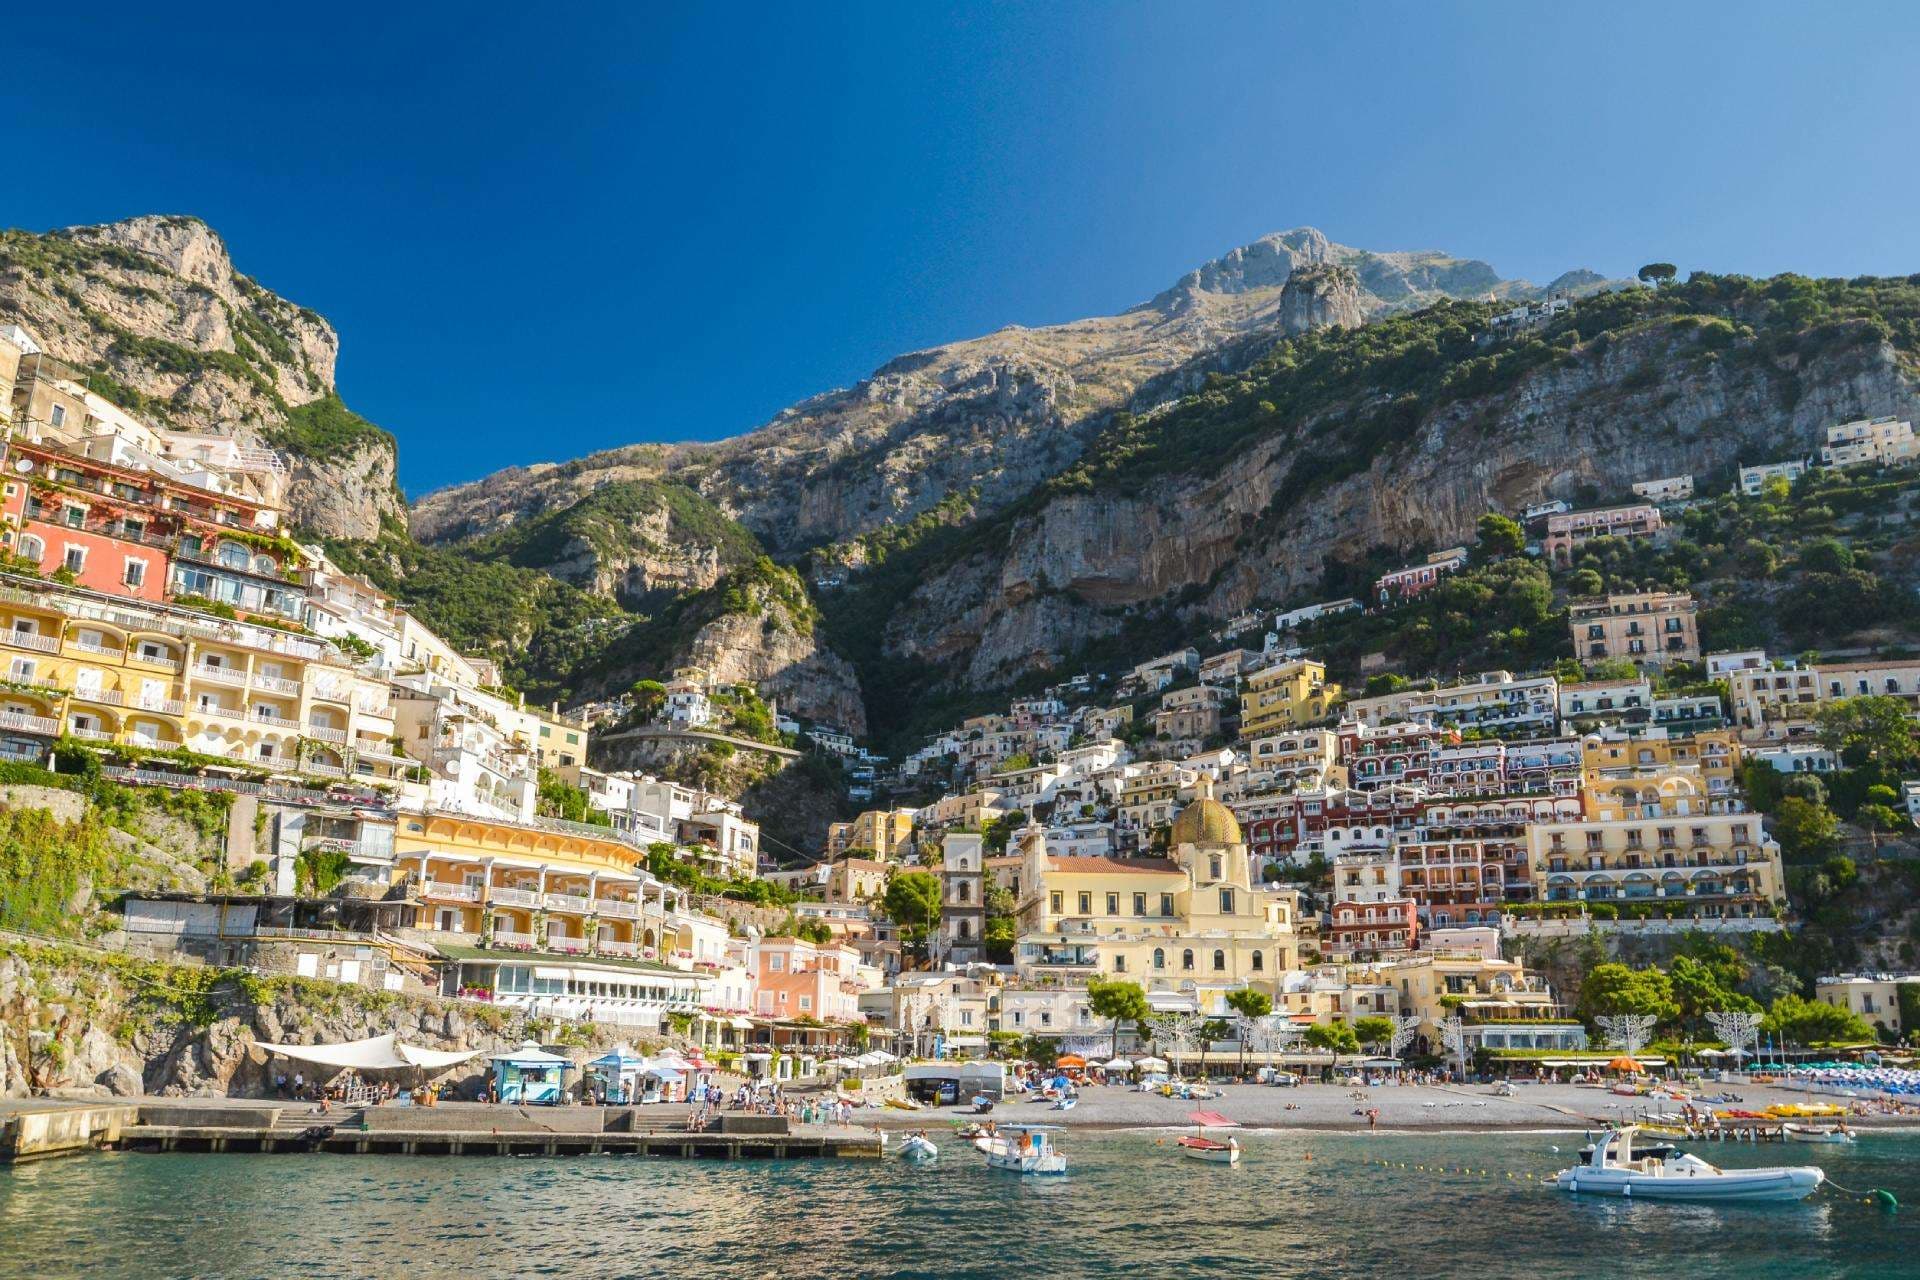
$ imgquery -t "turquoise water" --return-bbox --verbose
[3,1130,1918,1278]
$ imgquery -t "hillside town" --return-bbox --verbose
[6,312,1918,1090]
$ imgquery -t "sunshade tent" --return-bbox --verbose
[1055,1054,1087,1068]
[1608,1056,1644,1072]
[1101,1058,1134,1072]
[254,1033,480,1072]
[1133,1056,1169,1071]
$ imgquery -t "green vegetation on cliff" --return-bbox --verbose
[461,479,762,587]
[267,392,395,462]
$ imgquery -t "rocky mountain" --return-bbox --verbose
[413,228,1609,555]
[0,215,404,539]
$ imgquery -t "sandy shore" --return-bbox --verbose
[854,1080,1919,1133]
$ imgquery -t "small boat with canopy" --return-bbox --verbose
[1177,1110,1241,1165]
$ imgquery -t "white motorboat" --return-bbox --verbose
[1783,1123,1855,1145]
[899,1134,939,1161]
[1554,1127,1824,1203]
[984,1124,1068,1175]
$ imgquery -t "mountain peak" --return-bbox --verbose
[58,214,234,293]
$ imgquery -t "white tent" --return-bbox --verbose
[1101,1057,1134,1072]
[1133,1056,1169,1072]
[254,1033,481,1072]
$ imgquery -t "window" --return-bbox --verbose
[1212,949,1226,972]
[1133,892,1146,916]
[1181,948,1194,971]
[62,505,85,528]
[1209,855,1223,879]
[1050,891,1063,914]
[123,559,146,588]
[1106,892,1119,915]
[769,954,784,972]
[1160,893,1175,917]
[1077,892,1092,915]
[62,545,86,573]
[798,995,811,1012]
[49,404,66,428]
[1113,955,1126,973]
[1251,950,1264,972]
[1219,888,1235,914]
[1153,947,1165,970]
[17,535,42,562]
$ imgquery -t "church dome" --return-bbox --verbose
[1169,777,1241,847]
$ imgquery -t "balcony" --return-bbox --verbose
[545,934,590,955]
[0,710,59,736]
[597,938,639,957]
[67,638,125,658]
[132,696,187,715]
[3,630,60,654]
[191,663,247,687]
[544,891,593,915]
[66,725,114,743]
[306,724,348,745]
[126,649,183,671]
[73,686,124,707]
[194,703,249,722]
[253,673,300,696]
[298,760,348,779]
[596,898,640,919]
[490,885,541,908]
[490,929,536,949]
[422,881,481,903]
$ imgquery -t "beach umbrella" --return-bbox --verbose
[1055,1054,1087,1069]
[1607,1055,1642,1073]
[1101,1057,1134,1072]
[1134,1056,1169,1072]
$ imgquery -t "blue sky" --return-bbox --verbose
[5,3,1919,495]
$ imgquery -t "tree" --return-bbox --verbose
[1353,1015,1395,1054]
[1815,696,1919,767]
[1771,796,1840,861]
[1637,262,1678,286]
[1576,963,1679,1028]
[1475,512,1525,560]
[1304,1020,1360,1072]
[1568,567,1605,597]
[1763,993,1874,1046]
[1669,954,1759,1024]
[881,870,942,962]
[1087,978,1150,1058]
[1797,536,1854,574]
[1225,987,1273,1074]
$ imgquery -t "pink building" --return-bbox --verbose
[1374,547,1469,604]
[751,936,865,1024]
[1543,504,1662,566]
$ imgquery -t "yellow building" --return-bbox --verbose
[1013,779,1301,1007]
[1580,727,1742,811]
[1526,778,1783,922]
[0,577,411,786]
[827,807,917,860]
[396,809,721,964]
[1239,658,1340,739]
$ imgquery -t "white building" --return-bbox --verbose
[1821,417,1917,470]
[1632,475,1694,504]
[1736,459,1806,496]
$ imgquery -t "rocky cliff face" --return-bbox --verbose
[885,317,1920,692]
[1279,263,1365,335]
[0,215,405,538]
[413,227,1608,554]
[680,608,867,735]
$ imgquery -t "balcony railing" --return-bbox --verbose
[306,724,348,744]
[66,725,113,742]
[423,881,481,903]
[132,696,187,715]
[545,934,590,955]
[596,898,640,919]
[545,891,593,915]
[67,638,124,658]
[597,938,639,957]
[191,663,247,686]
[490,886,541,908]
[490,929,536,948]
[2,630,61,654]
[72,686,124,706]
[0,710,59,736]
[253,673,300,695]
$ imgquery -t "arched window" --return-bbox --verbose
[957,918,971,939]
[18,534,43,563]
[253,554,277,576]
[1152,947,1165,970]
[217,541,249,569]
[1251,950,1264,972]
[1212,949,1226,972]
[957,881,971,904]
[1209,855,1223,880]
[1181,948,1194,971]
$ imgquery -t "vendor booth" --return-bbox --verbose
[489,1041,575,1104]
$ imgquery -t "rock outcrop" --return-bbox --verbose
[0,215,405,538]
[413,227,1614,554]
[1279,263,1365,335]
[884,318,1920,693]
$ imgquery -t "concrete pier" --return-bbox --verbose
[0,1100,141,1164]
[2,1099,882,1163]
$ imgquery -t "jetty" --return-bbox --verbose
[1,1098,882,1164]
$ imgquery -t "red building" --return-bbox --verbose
[1337,720,1451,791]
[1242,784,1426,865]
[1326,898,1419,958]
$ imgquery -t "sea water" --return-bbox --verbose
[3,1130,1917,1278]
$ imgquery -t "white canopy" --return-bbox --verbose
[254,1033,481,1073]
[1133,1056,1169,1071]
[488,1040,574,1068]
[868,1049,898,1063]
[1101,1057,1134,1071]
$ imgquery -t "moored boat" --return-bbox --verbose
[1783,1123,1855,1145]
[984,1124,1068,1175]
[1179,1110,1242,1165]
[900,1133,939,1161]
[1554,1127,1824,1203]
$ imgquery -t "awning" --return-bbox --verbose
[253,1033,481,1072]
[488,1039,574,1068]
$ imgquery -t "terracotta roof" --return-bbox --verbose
[1045,856,1180,875]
